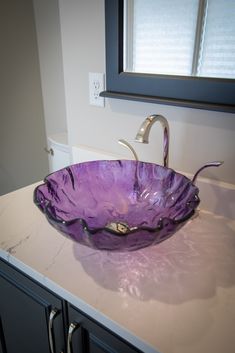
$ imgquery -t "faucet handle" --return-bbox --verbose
[118,139,139,161]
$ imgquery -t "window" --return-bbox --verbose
[124,0,199,76]
[101,0,235,113]
[124,0,235,79]
[198,0,235,79]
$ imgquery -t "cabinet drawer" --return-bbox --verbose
[67,304,142,353]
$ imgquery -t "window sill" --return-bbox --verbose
[100,90,235,113]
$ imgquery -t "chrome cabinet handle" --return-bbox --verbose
[48,308,60,353]
[44,147,54,156]
[67,322,80,353]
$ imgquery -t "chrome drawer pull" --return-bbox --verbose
[48,308,59,353]
[67,322,80,353]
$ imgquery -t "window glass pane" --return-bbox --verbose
[125,0,199,76]
[198,0,235,79]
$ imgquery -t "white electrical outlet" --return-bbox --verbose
[89,73,105,107]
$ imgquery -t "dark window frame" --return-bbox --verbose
[100,0,235,113]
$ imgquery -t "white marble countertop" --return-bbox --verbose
[0,182,235,353]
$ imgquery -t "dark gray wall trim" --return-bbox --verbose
[102,0,235,113]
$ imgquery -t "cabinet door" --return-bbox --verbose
[0,259,66,353]
[67,305,142,353]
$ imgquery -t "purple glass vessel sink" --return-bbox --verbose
[34,160,207,251]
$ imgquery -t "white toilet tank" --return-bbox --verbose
[46,133,70,172]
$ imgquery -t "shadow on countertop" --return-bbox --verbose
[73,212,235,305]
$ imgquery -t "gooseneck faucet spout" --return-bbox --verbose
[135,114,169,167]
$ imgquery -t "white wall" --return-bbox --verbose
[58,0,235,184]
[33,0,67,136]
[0,0,48,195]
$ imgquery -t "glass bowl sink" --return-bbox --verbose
[34,160,200,251]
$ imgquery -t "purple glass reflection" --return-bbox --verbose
[34,160,200,251]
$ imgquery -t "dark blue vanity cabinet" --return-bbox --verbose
[0,259,143,353]
[0,259,67,353]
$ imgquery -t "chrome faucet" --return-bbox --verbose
[135,114,169,167]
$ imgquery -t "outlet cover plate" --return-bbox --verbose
[89,72,105,107]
